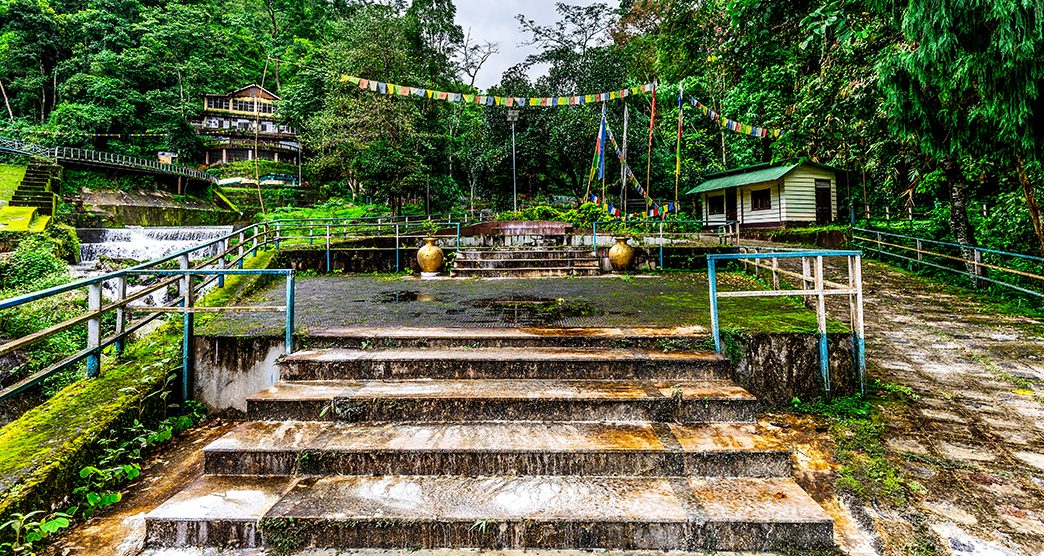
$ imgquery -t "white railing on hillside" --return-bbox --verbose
[0,136,216,183]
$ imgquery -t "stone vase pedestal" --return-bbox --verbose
[608,236,635,272]
[417,237,444,279]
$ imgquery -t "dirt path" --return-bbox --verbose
[827,257,1044,554]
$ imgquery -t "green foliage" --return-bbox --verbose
[0,325,182,544]
[263,199,389,223]
[496,202,614,229]
[0,225,85,392]
[0,510,72,555]
[72,384,204,520]
[0,235,67,291]
[791,379,922,506]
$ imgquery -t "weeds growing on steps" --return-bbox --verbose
[791,379,923,507]
[791,379,943,554]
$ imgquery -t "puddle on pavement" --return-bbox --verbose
[473,296,604,325]
[374,290,438,303]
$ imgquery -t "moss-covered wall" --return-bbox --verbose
[0,327,179,521]
[732,332,857,406]
[0,250,276,525]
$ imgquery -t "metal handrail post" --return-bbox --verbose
[708,258,720,353]
[659,221,664,270]
[179,254,194,404]
[86,282,102,378]
[592,221,598,251]
[285,270,295,355]
[237,231,245,269]
[114,276,127,355]
[326,224,332,273]
[395,224,400,273]
[815,255,830,396]
[853,255,866,393]
[217,239,228,288]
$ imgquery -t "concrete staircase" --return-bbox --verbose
[452,248,601,278]
[9,158,59,216]
[145,329,834,553]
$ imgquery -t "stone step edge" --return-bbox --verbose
[246,379,756,423]
[201,421,790,477]
[281,347,725,363]
[143,475,834,552]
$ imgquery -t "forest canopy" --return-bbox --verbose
[1,0,1042,256]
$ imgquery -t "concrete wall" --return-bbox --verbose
[193,336,284,415]
[732,332,856,406]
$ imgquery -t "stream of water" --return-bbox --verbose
[72,225,234,306]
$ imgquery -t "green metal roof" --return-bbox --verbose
[686,163,799,195]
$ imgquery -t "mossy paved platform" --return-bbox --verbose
[0,205,48,232]
[196,273,846,337]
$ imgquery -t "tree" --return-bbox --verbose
[878,0,1044,264]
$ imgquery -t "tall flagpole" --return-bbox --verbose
[646,82,657,213]
[674,81,684,213]
[600,103,607,204]
[621,103,628,221]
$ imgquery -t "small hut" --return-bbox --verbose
[687,161,839,229]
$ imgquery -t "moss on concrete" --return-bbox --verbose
[0,207,39,232]
[0,325,181,520]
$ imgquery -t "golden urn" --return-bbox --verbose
[608,236,635,271]
[416,237,444,274]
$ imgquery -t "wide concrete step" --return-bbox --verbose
[457,249,596,260]
[203,421,789,477]
[145,475,833,551]
[301,326,712,349]
[279,347,730,381]
[453,258,599,270]
[247,378,756,423]
[451,268,603,278]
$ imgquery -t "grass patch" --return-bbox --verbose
[791,378,923,507]
[0,207,38,232]
[0,164,26,204]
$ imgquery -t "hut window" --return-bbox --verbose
[751,188,771,211]
[708,195,725,215]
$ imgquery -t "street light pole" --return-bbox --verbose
[507,109,520,212]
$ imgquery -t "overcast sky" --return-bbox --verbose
[453,0,602,90]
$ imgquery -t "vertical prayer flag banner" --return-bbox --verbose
[341,74,655,108]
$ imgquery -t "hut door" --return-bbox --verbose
[815,180,832,224]
[726,189,738,222]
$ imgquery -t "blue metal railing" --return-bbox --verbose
[707,249,866,396]
[0,217,462,403]
[853,227,1044,299]
[0,136,217,183]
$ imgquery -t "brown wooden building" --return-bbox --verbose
[191,84,301,166]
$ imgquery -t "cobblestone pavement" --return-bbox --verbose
[815,257,1044,555]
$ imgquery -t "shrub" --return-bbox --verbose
[0,235,69,292]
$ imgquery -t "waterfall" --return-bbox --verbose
[78,226,235,263]
[73,225,236,307]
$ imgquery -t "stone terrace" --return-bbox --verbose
[196,272,840,336]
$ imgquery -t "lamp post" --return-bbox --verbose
[507,109,520,212]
